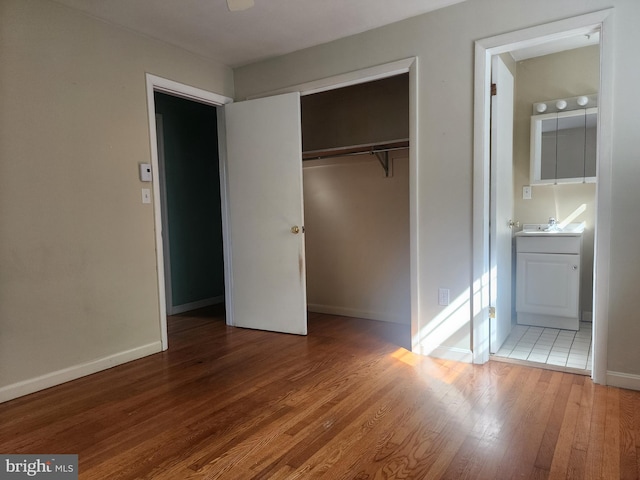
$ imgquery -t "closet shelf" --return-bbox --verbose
[302,139,409,177]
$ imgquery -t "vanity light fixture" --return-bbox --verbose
[532,93,598,115]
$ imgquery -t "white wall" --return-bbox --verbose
[0,0,233,401]
[513,46,599,317]
[303,153,410,324]
[234,0,640,374]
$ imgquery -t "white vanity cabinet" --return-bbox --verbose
[516,234,582,330]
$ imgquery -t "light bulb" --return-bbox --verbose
[577,96,589,106]
[536,103,547,113]
[556,100,567,110]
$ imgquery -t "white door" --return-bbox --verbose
[222,92,307,335]
[489,55,515,353]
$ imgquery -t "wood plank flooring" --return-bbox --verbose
[1,306,639,479]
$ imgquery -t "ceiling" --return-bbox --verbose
[51,0,467,67]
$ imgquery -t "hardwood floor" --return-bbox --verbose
[1,306,639,479]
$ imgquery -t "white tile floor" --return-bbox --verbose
[493,322,592,370]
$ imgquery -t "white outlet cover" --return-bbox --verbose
[438,288,450,306]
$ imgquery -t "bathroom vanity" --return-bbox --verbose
[515,223,584,330]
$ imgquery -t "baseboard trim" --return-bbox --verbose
[307,303,408,325]
[0,342,162,404]
[606,370,640,391]
[169,295,224,315]
[421,345,474,363]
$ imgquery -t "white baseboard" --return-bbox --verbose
[0,342,162,404]
[421,345,473,363]
[307,303,408,325]
[606,370,640,391]
[169,295,224,315]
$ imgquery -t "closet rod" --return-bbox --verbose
[302,145,408,162]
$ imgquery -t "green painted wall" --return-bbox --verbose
[154,92,224,308]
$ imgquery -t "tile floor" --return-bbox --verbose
[493,322,592,370]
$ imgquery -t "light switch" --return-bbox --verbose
[142,188,151,204]
[523,185,532,200]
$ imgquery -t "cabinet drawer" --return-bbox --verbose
[516,236,581,254]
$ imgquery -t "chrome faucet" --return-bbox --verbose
[546,217,558,231]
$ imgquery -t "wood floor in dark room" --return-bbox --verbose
[1,306,639,479]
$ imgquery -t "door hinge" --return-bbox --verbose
[489,306,496,319]
[491,83,497,96]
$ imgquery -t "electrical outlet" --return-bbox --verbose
[438,288,450,306]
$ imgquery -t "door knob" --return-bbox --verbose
[291,226,300,234]
[508,220,520,229]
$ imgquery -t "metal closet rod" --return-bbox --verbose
[302,145,408,161]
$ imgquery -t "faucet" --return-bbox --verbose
[548,217,557,227]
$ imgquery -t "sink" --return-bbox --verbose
[516,222,585,237]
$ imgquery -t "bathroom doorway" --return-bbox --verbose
[490,39,600,373]
[473,10,614,384]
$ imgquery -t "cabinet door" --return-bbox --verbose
[516,253,580,318]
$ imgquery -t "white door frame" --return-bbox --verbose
[250,57,420,351]
[145,74,233,350]
[472,10,614,384]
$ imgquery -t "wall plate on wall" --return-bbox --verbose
[139,163,152,182]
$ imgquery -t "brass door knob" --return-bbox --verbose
[291,226,300,234]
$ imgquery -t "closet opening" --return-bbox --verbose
[300,74,411,349]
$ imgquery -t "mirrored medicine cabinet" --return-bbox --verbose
[530,95,598,185]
